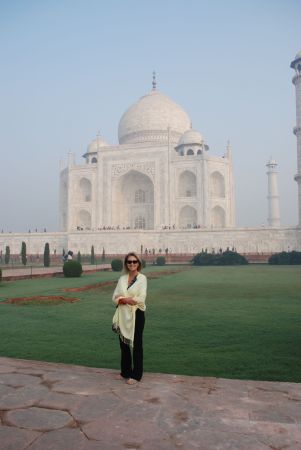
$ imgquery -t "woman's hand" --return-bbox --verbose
[126,298,137,305]
[118,297,137,305]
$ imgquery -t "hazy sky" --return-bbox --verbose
[0,0,300,232]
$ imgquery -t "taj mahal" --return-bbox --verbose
[2,53,301,256]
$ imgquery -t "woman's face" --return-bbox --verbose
[126,256,139,273]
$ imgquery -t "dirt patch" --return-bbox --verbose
[2,296,79,305]
[62,268,186,292]
[147,269,185,279]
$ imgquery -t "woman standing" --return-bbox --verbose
[112,252,147,385]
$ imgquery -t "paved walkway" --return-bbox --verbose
[0,357,300,449]
[1,264,111,280]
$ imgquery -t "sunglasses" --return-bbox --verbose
[127,260,138,264]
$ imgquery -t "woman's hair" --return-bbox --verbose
[124,252,142,273]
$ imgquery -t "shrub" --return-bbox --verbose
[141,259,146,268]
[156,256,166,266]
[77,251,82,264]
[290,251,301,264]
[4,246,10,264]
[191,252,216,266]
[0,269,2,282]
[269,251,301,265]
[192,250,248,266]
[63,260,83,277]
[111,259,123,271]
[21,241,27,266]
[218,250,248,265]
[91,245,95,265]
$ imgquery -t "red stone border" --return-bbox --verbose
[2,296,79,305]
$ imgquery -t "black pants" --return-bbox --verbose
[119,309,145,381]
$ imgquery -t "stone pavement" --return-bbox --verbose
[0,357,300,450]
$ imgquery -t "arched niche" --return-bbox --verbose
[79,178,92,202]
[210,172,225,197]
[135,215,146,229]
[211,206,225,228]
[78,210,91,229]
[112,170,154,229]
[179,205,197,228]
[186,149,194,156]
[179,170,196,197]
[91,157,97,163]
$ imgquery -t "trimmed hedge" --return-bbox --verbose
[269,251,301,265]
[156,256,166,266]
[0,268,2,283]
[63,260,83,277]
[44,243,50,267]
[111,259,123,271]
[192,250,248,266]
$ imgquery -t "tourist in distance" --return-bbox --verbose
[112,252,147,385]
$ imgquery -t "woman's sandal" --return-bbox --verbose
[126,378,138,385]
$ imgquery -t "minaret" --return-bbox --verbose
[266,158,280,227]
[291,51,301,226]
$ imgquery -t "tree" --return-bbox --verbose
[21,241,27,266]
[101,247,106,263]
[91,245,95,265]
[4,246,10,264]
[44,243,50,267]
[77,251,82,264]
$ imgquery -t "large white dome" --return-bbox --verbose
[118,90,191,145]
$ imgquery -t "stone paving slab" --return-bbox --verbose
[0,357,300,450]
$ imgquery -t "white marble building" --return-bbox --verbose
[60,76,235,233]
[1,55,301,257]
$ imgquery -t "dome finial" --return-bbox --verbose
[152,70,157,90]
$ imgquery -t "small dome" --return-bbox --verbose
[118,90,191,145]
[87,135,108,153]
[267,158,277,166]
[177,129,204,146]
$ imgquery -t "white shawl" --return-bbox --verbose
[112,273,147,347]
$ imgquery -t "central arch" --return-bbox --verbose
[112,170,154,229]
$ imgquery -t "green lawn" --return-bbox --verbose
[0,265,300,382]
